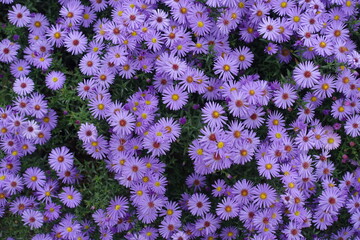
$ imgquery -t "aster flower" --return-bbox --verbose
[216,197,239,220]
[273,84,297,109]
[10,59,31,78]
[324,132,341,150]
[45,71,66,90]
[48,146,74,172]
[59,217,82,240]
[59,186,82,208]
[258,17,281,42]
[188,193,211,217]
[189,13,213,36]
[252,183,277,208]
[318,187,345,214]
[28,13,49,35]
[213,54,238,81]
[4,174,23,196]
[233,46,254,70]
[162,85,188,111]
[107,196,129,219]
[0,39,20,63]
[158,217,181,239]
[64,31,88,55]
[293,61,321,89]
[257,156,280,179]
[138,195,163,224]
[149,9,170,31]
[232,179,254,205]
[8,4,31,27]
[13,77,34,96]
[46,24,66,48]
[157,52,187,80]
[79,53,101,76]
[313,36,333,57]
[202,102,227,128]
[23,167,46,190]
[22,209,43,229]
[344,115,360,137]
[109,110,136,136]
[78,122,98,143]
[60,0,84,25]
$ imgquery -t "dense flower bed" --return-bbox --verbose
[1,0,360,239]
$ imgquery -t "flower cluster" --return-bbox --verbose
[1,0,360,239]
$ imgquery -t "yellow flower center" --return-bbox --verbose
[260,193,267,199]
[197,21,204,27]
[265,164,272,170]
[98,104,104,110]
[322,83,329,90]
[212,111,220,118]
[280,2,287,8]
[171,94,179,101]
[223,64,230,71]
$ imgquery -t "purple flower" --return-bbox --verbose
[59,186,82,208]
[22,209,43,229]
[48,146,74,172]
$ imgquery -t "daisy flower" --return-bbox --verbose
[162,85,188,111]
[201,102,227,128]
[213,54,238,81]
[45,71,66,90]
[59,186,82,208]
[293,61,321,88]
